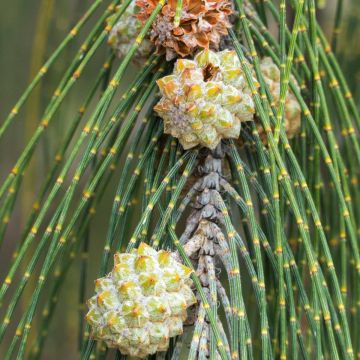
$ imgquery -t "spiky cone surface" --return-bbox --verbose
[136,0,233,60]
[154,49,257,150]
[86,243,196,359]
[257,57,301,141]
[108,3,153,63]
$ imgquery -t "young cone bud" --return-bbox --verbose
[154,49,256,149]
[108,2,153,63]
[86,243,196,358]
[257,57,301,140]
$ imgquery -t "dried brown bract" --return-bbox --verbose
[136,0,233,60]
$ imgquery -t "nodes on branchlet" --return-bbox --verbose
[108,2,153,63]
[154,49,257,150]
[136,0,233,60]
[86,243,196,359]
[258,57,301,140]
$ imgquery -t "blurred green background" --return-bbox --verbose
[0,0,359,358]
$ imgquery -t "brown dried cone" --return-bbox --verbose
[136,0,233,60]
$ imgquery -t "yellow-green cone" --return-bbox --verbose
[86,243,196,358]
[258,57,301,140]
[108,2,153,63]
[154,49,257,150]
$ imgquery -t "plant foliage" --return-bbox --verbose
[0,0,359,359]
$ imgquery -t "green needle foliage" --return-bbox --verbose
[0,0,359,359]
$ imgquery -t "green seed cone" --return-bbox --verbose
[154,49,257,150]
[86,243,196,358]
[108,3,153,64]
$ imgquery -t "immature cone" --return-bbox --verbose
[136,0,233,60]
[86,243,196,358]
[258,57,301,140]
[108,3,153,63]
[154,49,256,149]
